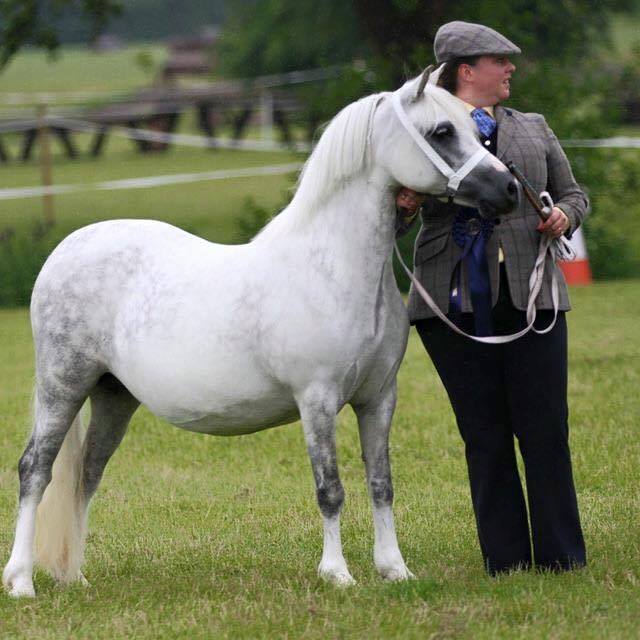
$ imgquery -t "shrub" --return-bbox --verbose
[0,221,63,307]
[568,148,640,280]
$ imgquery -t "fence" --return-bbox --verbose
[0,114,638,205]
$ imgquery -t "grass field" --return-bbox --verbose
[0,280,638,639]
[0,45,167,95]
[0,144,300,243]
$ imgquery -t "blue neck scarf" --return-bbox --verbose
[471,108,497,138]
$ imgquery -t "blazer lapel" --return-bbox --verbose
[496,106,517,160]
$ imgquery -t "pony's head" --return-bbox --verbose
[370,69,518,216]
[281,69,517,235]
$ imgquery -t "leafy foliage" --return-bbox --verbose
[0,221,63,307]
[568,148,640,279]
[234,196,276,243]
[218,0,365,77]
[217,0,638,85]
[0,0,122,68]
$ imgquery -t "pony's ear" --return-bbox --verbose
[413,65,434,101]
[427,63,446,86]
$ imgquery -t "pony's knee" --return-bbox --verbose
[317,475,345,518]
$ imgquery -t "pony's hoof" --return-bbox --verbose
[3,568,36,598]
[318,565,356,587]
[8,582,36,598]
[379,564,415,582]
[56,572,90,589]
[2,577,36,598]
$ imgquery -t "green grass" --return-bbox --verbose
[0,45,167,95]
[0,281,638,638]
[0,144,300,243]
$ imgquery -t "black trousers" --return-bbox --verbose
[415,264,586,574]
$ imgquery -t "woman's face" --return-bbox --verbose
[459,55,516,106]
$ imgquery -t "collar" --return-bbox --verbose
[461,100,495,119]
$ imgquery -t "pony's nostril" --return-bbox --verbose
[507,179,518,196]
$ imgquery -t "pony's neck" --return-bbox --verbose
[303,168,397,262]
[254,167,398,289]
[291,168,400,299]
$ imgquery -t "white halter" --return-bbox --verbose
[391,91,489,195]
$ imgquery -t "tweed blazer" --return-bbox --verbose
[407,105,589,324]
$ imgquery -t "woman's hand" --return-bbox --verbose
[396,188,426,215]
[536,207,570,239]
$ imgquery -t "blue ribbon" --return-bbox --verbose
[449,207,495,336]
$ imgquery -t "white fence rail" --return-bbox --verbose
[0,116,638,202]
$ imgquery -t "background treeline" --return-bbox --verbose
[0,0,225,47]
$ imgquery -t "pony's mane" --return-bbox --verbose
[290,93,382,213]
[253,78,474,241]
[254,93,382,240]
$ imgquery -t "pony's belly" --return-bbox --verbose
[168,400,300,436]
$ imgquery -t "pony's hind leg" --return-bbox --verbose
[3,389,85,598]
[81,374,139,504]
[298,387,355,586]
[34,374,138,589]
[35,373,138,588]
[353,382,413,581]
[3,374,137,598]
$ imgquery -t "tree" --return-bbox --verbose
[218,0,365,77]
[218,0,638,136]
[0,0,122,68]
[220,0,637,84]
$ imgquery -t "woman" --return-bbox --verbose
[400,21,588,575]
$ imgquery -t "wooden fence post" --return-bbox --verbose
[37,103,55,226]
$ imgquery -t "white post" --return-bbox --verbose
[37,103,55,226]
[260,91,274,144]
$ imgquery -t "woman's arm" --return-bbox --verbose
[542,117,590,239]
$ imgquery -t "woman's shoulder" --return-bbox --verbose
[498,105,548,128]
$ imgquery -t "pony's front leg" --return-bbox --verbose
[354,383,413,581]
[298,390,355,586]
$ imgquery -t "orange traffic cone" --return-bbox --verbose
[559,226,592,285]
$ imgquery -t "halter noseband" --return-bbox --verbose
[391,91,489,196]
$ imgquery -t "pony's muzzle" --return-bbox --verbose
[461,164,520,218]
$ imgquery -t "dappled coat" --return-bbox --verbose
[407,105,589,324]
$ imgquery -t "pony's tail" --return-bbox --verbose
[34,411,87,583]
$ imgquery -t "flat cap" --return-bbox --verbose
[434,21,521,63]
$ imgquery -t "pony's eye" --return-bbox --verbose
[431,121,454,139]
